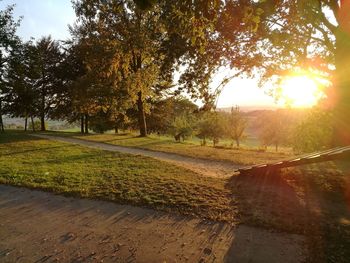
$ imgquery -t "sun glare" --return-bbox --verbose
[279,75,326,108]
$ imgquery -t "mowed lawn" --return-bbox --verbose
[1,131,350,262]
[0,131,236,222]
[50,131,292,165]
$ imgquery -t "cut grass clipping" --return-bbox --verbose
[0,131,236,223]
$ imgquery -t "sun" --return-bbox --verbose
[278,75,326,108]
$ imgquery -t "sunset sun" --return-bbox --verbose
[279,75,326,108]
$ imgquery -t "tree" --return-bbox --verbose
[72,0,262,136]
[72,0,170,136]
[48,41,88,133]
[147,96,198,134]
[226,106,247,147]
[169,115,194,142]
[0,3,20,132]
[57,38,133,134]
[251,0,350,146]
[257,110,292,152]
[292,108,333,153]
[3,41,36,131]
[163,1,263,111]
[30,36,62,131]
[196,111,226,147]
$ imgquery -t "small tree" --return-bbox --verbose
[197,112,226,147]
[292,109,333,153]
[226,106,247,147]
[0,4,21,133]
[89,110,115,134]
[169,115,194,142]
[258,110,291,152]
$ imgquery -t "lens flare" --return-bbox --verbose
[278,75,326,108]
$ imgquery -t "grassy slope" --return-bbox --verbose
[0,131,236,222]
[51,131,292,165]
[1,131,349,262]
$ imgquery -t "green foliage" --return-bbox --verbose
[147,96,198,134]
[0,3,21,71]
[89,110,115,134]
[28,120,44,131]
[196,111,226,147]
[169,115,194,141]
[3,36,62,131]
[225,106,247,147]
[257,110,293,152]
[0,3,21,132]
[292,109,333,153]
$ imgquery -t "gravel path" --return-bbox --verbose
[31,134,242,178]
[0,185,306,262]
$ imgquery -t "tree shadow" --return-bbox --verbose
[224,159,350,262]
[226,169,309,233]
[2,145,70,157]
[0,184,233,262]
[0,130,42,144]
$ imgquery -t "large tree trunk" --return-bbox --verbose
[40,93,46,131]
[137,91,147,137]
[80,115,84,134]
[31,116,35,132]
[333,23,350,146]
[84,114,89,134]
[40,114,46,131]
[0,100,4,132]
[24,116,28,132]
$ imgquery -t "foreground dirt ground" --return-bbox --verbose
[0,185,306,262]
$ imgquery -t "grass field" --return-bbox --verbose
[45,131,292,165]
[1,130,349,262]
[0,131,236,222]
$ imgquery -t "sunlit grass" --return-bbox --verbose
[0,131,235,222]
[47,131,292,165]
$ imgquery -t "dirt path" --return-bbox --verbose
[32,134,242,178]
[0,185,306,262]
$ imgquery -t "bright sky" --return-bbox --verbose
[0,0,279,109]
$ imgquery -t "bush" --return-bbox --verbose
[292,109,333,153]
[89,111,115,134]
[29,120,43,131]
[196,111,226,147]
[168,115,194,141]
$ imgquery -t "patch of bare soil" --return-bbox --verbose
[31,134,241,178]
[0,185,306,263]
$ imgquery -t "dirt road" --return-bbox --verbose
[31,134,242,178]
[0,185,305,262]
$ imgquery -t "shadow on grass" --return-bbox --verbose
[224,160,350,262]
[0,130,42,144]
[31,152,103,165]
[2,145,71,157]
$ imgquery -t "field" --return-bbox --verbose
[44,131,292,166]
[0,131,234,222]
[0,130,349,262]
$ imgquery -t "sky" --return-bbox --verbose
[0,0,279,110]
